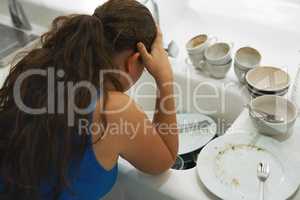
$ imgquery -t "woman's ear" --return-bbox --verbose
[125,52,145,83]
[126,52,142,73]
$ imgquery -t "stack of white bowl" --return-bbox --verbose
[204,42,233,79]
[245,66,290,98]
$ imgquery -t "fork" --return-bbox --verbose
[245,104,284,123]
[178,120,211,132]
[257,162,270,200]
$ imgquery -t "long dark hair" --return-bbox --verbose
[0,0,156,199]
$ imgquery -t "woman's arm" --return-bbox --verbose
[137,28,178,161]
[92,27,178,175]
[103,92,178,175]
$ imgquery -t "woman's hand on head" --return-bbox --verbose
[137,26,173,84]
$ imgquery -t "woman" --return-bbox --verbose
[0,0,178,199]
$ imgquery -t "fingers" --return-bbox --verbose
[137,42,151,64]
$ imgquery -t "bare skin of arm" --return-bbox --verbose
[137,29,178,161]
[92,28,178,175]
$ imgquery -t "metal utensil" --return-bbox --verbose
[178,120,211,132]
[245,104,285,123]
[8,0,32,30]
[257,162,270,200]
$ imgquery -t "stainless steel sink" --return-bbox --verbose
[0,23,37,65]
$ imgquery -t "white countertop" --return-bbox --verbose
[111,110,300,200]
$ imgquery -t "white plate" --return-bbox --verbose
[197,134,299,200]
[177,113,217,155]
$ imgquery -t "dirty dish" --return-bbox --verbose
[246,66,290,95]
[197,134,299,200]
[249,95,298,136]
[177,113,217,155]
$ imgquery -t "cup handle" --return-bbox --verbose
[229,42,235,49]
[198,60,206,70]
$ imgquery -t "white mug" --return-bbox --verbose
[203,42,234,79]
[206,61,232,79]
[234,46,261,84]
[204,42,234,66]
[185,34,217,69]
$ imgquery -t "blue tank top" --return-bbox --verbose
[53,91,118,199]
[0,124,118,200]
[46,144,118,200]
[1,91,118,199]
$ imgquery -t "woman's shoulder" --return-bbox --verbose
[91,91,146,171]
[107,91,132,103]
[102,91,141,114]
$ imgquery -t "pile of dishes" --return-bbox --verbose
[185,34,291,99]
[195,96,298,200]
[185,34,233,79]
[245,66,290,98]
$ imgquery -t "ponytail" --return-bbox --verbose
[0,14,113,200]
[0,0,156,199]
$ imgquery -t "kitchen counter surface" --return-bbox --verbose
[108,109,300,200]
